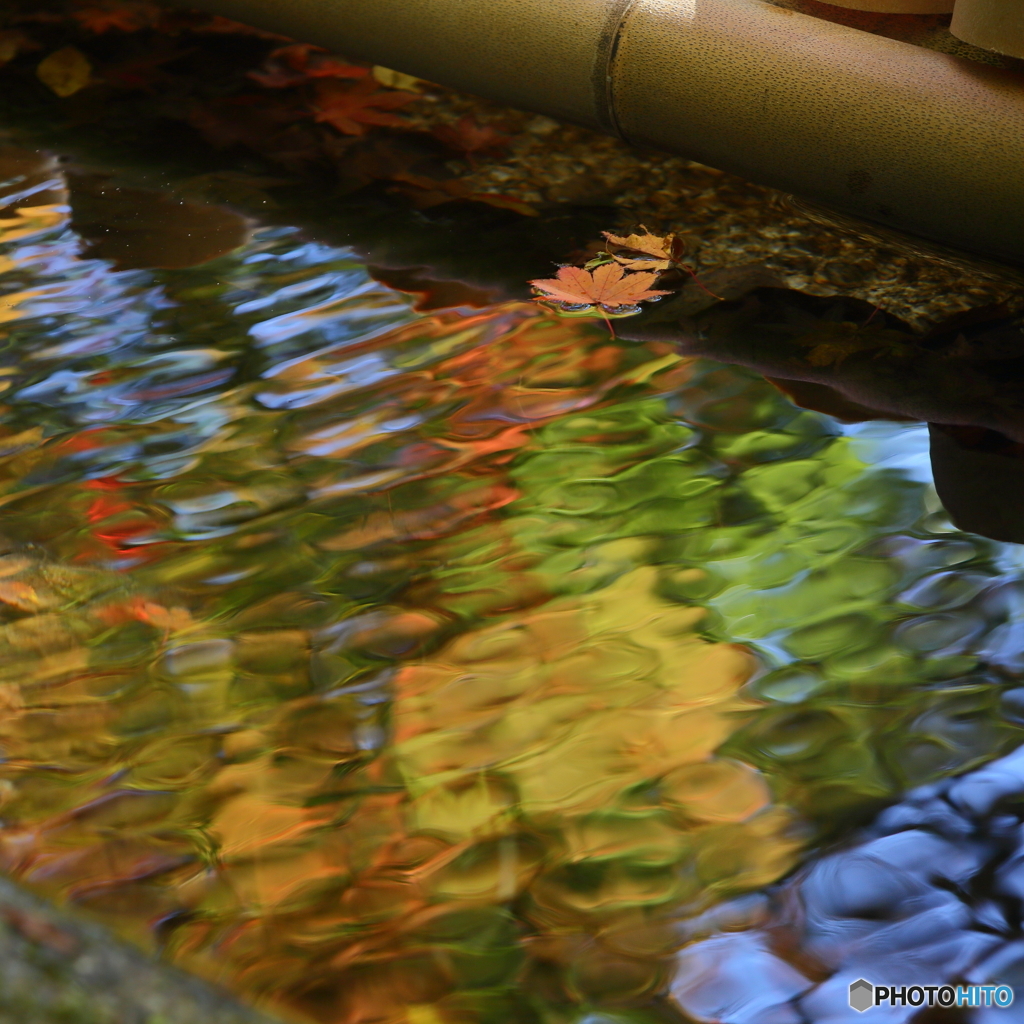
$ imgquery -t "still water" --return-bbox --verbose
[1,150,1024,1024]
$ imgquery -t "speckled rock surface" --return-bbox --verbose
[0,875,283,1024]
[407,96,1023,331]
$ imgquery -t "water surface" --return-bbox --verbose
[1,150,1022,1024]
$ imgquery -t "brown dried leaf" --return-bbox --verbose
[611,254,673,272]
[602,226,686,266]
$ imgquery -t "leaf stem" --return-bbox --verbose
[680,264,723,302]
[862,304,882,327]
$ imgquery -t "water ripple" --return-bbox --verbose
[0,148,1021,1024]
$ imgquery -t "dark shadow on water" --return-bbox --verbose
[619,282,1024,544]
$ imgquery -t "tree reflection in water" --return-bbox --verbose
[0,148,1022,1024]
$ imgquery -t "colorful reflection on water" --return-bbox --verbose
[1,149,1023,1024]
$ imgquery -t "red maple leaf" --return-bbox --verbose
[311,78,417,136]
[432,117,512,164]
[185,14,292,40]
[248,44,368,88]
[529,262,670,314]
[100,45,193,91]
[72,0,159,33]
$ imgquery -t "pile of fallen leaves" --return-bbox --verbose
[0,0,536,215]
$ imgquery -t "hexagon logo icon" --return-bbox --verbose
[849,978,874,1013]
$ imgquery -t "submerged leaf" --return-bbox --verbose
[795,321,914,366]
[433,117,512,160]
[372,65,428,91]
[186,14,291,39]
[469,192,539,216]
[249,44,368,88]
[311,78,417,136]
[37,46,93,97]
[0,30,37,67]
[72,1,160,33]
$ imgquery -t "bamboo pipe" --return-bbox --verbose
[821,0,953,12]
[183,0,1024,265]
[952,0,1024,59]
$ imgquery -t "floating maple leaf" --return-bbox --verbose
[600,226,725,301]
[433,117,512,165]
[529,262,670,317]
[311,78,417,136]
[602,226,686,271]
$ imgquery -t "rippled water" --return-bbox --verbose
[1,150,1024,1024]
